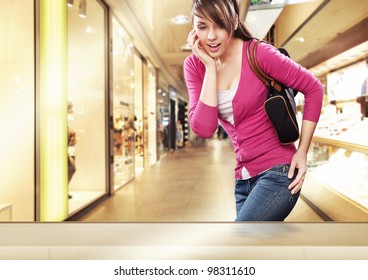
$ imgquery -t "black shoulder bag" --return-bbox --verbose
[246,39,299,145]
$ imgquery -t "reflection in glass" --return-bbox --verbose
[67,101,76,199]
[67,0,107,213]
[112,17,135,189]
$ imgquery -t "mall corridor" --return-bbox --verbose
[2,0,367,224]
[79,139,324,222]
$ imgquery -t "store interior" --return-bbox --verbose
[0,0,367,222]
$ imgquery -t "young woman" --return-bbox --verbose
[184,0,324,221]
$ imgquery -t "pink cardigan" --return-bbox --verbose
[184,40,323,179]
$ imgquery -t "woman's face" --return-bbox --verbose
[193,14,232,59]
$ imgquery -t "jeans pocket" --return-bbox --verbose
[288,192,300,208]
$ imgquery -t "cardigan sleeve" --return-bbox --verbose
[254,41,324,122]
[183,55,219,138]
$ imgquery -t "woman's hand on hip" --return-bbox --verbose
[287,150,307,194]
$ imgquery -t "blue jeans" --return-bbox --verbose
[235,164,300,221]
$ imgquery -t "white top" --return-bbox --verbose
[218,87,237,125]
[218,87,251,179]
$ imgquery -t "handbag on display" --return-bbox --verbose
[246,39,299,145]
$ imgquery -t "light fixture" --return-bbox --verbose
[171,14,189,25]
[67,0,74,7]
[40,0,68,221]
[79,0,87,18]
[286,0,318,4]
[85,26,94,33]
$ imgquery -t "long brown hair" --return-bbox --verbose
[191,0,253,41]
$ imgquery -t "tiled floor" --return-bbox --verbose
[79,139,324,222]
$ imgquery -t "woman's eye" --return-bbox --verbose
[197,25,206,30]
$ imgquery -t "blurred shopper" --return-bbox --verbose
[357,60,368,120]
[184,0,323,221]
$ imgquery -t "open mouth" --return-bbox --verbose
[207,43,221,51]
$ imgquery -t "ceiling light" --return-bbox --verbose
[297,37,305,43]
[79,0,87,18]
[171,15,189,25]
[286,0,317,4]
[67,0,74,7]
[85,26,95,33]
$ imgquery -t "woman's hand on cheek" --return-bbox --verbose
[187,29,215,68]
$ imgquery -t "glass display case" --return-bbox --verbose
[304,119,368,221]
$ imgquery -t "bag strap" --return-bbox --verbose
[246,39,282,92]
[247,40,269,85]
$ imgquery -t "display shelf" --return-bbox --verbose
[314,113,368,148]
[304,136,368,221]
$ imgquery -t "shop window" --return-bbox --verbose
[177,100,188,148]
[67,0,108,214]
[157,88,170,158]
[0,0,34,221]
[146,61,157,165]
[112,17,135,189]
